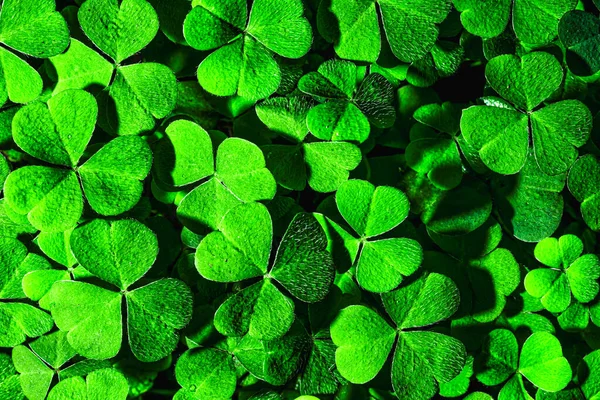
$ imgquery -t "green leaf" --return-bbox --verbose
[476,329,518,386]
[336,179,409,239]
[47,368,129,400]
[298,59,357,99]
[405,134,463,190]
[578,350,600,400]
[330,305,396,384]
[49,39,114,93]
[255,96,313,143]
[70,218,158,290]
[196,202,272,282]
[568,155,600,231]
[519,332,571,392]
[306,101,370,143]
[303,141,362,193]
[153,120,214,187]
[13,89,98,167]
[559,10,600,76]
[78,0,159,63]
[213,279,294,340]
[79,136,153,216]
[0,47,43,106]
[12,345,53,400]
[0,303,54,347]
[0,353,23,400]
[4,166,83,232]
[0,237,50,299]
[182,0,246,51]
[0,0,69,57]
[36,229,77,268]
[175,348,236,400]
[104,63,177,136]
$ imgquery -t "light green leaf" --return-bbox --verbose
[47,368,128,400]
[303,141,362,193]
[307,101,370,143]
[175,348,236,400]
[0,237,50,299]
[0,303,54,347]
[0,47,42,106]
[519,332,571,392]
[255,96,313,143]
[183,0,246,51]
[476,329,518,386]
[12,345,53,400]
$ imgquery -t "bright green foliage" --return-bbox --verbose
[0,353,22,400]
[568,155,600,231]
[335,179,422,292]
[331,272,465,399]
[196,206,334,339]
[525,235,600,313]
[183,0,312,100]
[317,0,451,63]
[47,368,128,400]
[175,348,236,400]
[476,330,571,397]
[461,52,592,176]
[454,0,576,45]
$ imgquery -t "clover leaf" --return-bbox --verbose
[183,0,312,100]
[0,353,21,400]
[476,330,571,398]
[173,124,276,232]
[46,218,193,362]
[196,205,334,340]
[298,60,396,143]
[525,235,600,313]
[461,52,592,175]
[46,368,128,400]
[568,154,600,231]
[175,347,236,400]
[12,331,76,400]
[331,272,465,399]
[317,0,451,63]
[334,179,422,293]
[558,10,600,76]
[4,90,152,231]
[454,0,576,45]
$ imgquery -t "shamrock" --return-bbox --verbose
[52,0,178,136]
[476,330,571,398]
[258,96,363,192]
[195,204,334,340]
[158,120,276,233]
[45,218,193,362]
[330,272,466,400]
[524,235,600,313]
[333,179,423,293]
[0,237,53,348]
[559,10,600,76]
[568,154,600,231]
[405,102,464,190]
[298,59,396,144]
[317,0,451,63]
[3,89,152,232]
[12,331,76,400]
[454,0,576,45]
[174,347,236,400]
[461,52,592,176]
[0,0,69,107]
[183,0,312,100]
[46,368,128,400]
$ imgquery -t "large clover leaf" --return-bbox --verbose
[46,218,193,362]
[461,52,592,176]
[525,235,600,313]
[3,89,152,232]
[476,330,571,398]
[195,204,334,340]
[298,60,396,144]
[317,0,451,63]
[335,179,422,293]
[454,0,576,45]
[331,272,465,400]
[183,0,312,100]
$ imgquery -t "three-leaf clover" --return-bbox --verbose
[46,218,193,361]
[3,89,152,232]
[331,272,466,400]
[454,0,576,45]
[258,96,363,192]
[525,235,600,313]
[298,60,396,144]
[461,52,592,176]
[183,0,312,100]
[164,120,276,233]
[317,0,451,63]
[195,204,334,340]
[334,179,423,293]
[476,330,571,398]
[76,0,177,135]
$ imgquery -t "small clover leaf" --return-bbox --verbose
[47,218,192,362]
[461,52,592,176]
[525,235,600,313]
[184,0,312,100]
[476,330,571,397]
[317,0,451,63]
[335,179,422,293]
[1,237,51,300]
[0,302,54,348]
[568,154,600,231]
[175,347,236,400]
[331,272,465,400]
[46,368,129,400]
[454,0,576,45]
[196,205,334,340]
